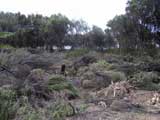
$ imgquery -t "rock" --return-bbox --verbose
[82,80,97,89]
[98,101,107,108]
[150,92,160,105]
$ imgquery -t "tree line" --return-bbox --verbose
[0,0,160,56]
[107,0,160,56]
[0,12,116,52]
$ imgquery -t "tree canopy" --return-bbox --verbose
[0,0,160,56]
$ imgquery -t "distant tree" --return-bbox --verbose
[125,0,160,55]
[68,19,90,49]
[104,29,116,49]
[45,14,71,51]
[107,15,138,54]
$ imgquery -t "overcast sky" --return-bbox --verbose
[0,0,128,29]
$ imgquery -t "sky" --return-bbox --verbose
[0,0,128,29]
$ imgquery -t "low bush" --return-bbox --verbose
[104,71,127,82]
[48,75,79,97]
[65,48,89,58]
[89,60,114,72]
[130,72,160,90]
[0,48,30,67]
[15,99,41,120]
[52,102,75,120]
[0,32,14,38]
[0,87,17,120]
[0,44,15,49]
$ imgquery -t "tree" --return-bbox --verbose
[85,26,105,51]
[104,29,116,49]
[126,0,160,55]
[45,14,71,51]
[107,15,138,54]
[67,19,90,49]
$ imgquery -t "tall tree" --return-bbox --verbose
[45,14,71,51]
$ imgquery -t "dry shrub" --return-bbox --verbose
[97,81,134,99]
[0,49,30,67]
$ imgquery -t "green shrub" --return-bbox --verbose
[106,48,120,54]
[97,60,109,67]
[130,72,160,90]
[52,102,74,120]
[0,87,17,120]
[0,44,15,49]
[104,71,127,82]
[96,60,114,69]
[65,48,89,58]
[77,104,88,113]
[16,99,40,120]
[29,68,45,78]
[0,32,14,38]
[48,75,79,97]
[89,60,114,72]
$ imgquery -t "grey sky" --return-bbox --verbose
[0,0,128,29]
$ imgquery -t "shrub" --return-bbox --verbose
[123,55,134,62]
[81,70,126,89]
[27,68,46,81]
[130,72,160,90]
[48,75,79,97]
[97,60,109,66]
[65,48,89,58]
[88,59,116,72]
[15,97,41,120]
[104,71,127,82]
[0,44,15,49]
[96,60,112,69]
[0,87,17,120]
[52,102,75,120]
[0,48,30,67]
[0,32,14,38]
[19,69,50,100]
[16,100,75,120]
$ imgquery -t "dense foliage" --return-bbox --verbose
[107,0,160,55]
[0,0,160,55]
